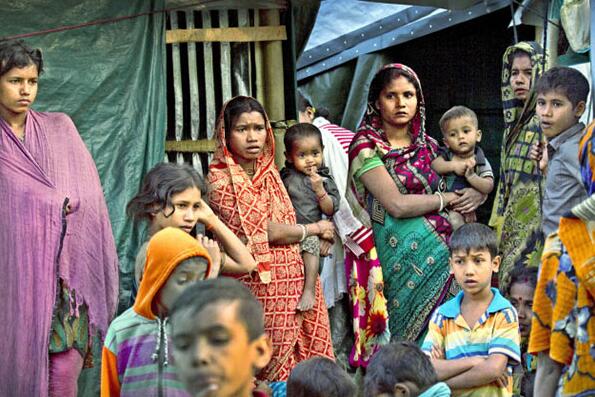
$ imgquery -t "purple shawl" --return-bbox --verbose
[0,110,119,396]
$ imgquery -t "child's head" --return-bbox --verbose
[439,106,481,156]
[126,163,205,234]
[364,342,437,397]
[284,122,324,174]
[535,66,589,139]
[287,357,356,397]
[449,223,500,297]
[133,227,212,319]
[170,277,272,397]
[506,266,537,338]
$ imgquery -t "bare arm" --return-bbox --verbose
[317,190,335,216]
[533,352,563,397]
[445,353,509,390]
[267,220,334,245]
[431,157,467,176]
[204,215,257,274]
[466,174,494,195]
[431,356,485,381]
[359,166,457,218]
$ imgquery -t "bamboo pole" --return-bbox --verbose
[259,9,285,121]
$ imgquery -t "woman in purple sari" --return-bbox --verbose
[0,41,119,396]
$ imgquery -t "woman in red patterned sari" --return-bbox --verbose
[207,96,335,381]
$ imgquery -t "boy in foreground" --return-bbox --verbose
[422,223,521,396]
[170,277,273,397]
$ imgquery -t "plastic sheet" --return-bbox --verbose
[0,0,167,331]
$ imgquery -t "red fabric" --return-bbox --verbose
[207,97,334,381]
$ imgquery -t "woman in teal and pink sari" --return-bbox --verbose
[347,64,484,342]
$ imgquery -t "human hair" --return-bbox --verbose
[449,223,498,258]
[170,277,265,341]
[284,122,323,154]
[0,40,43,77]
[368,66,421,106]
[506,266,538,296]
[126,163,205,223]
[439,105,478,134]
[296,91,330,119]
[364,342,437,397]
[287,357,356,397]
[223,96,267,145]
[508,48,532,65]
[534,66,590,108]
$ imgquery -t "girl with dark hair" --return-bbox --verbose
[347,64,485,346]
[489,42,545,289]
[208,96,335,381]
[0,40,119,397]
[127,162,256,288]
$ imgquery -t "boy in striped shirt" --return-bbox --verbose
[422,223,521,396]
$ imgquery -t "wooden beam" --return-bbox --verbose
[166,26,287,43]
[165,139,217,153]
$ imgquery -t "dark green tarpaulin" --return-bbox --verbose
[1,1,166,394]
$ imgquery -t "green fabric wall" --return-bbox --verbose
[0,2,166,394]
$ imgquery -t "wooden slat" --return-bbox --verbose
[169,12,185,165]
[185,11,204,177]
[254,11,266,106]
[165,139,217,153]
[219,11,232,102]
[202,11,216,164]
[166,26,287,43]
[186,11,200,141]
[235,9,251,97]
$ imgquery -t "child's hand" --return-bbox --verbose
[529,142,548,172]
[464,157,476,177]
[195,199,218,227]
[431,345,444,360]
[315,220,335,240]
[196,234,221,277]
[308,168,325,194]
[494,373,509,388]
[253,380,273,397]
[451,158,468,176]
[319,237,333,257]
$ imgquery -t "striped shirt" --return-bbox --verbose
[313,117,354,155]
[422,288,521,397]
